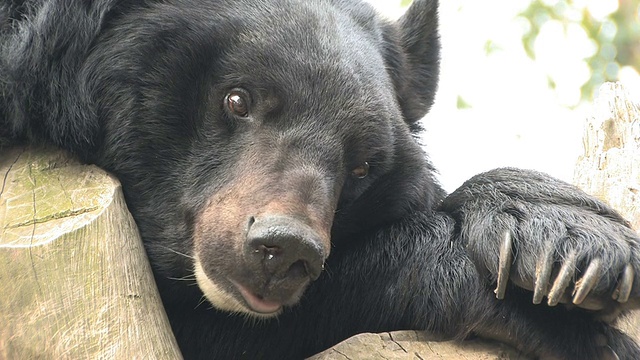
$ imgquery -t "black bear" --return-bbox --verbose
[1,0,639,358]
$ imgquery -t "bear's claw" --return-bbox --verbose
[546,249,578,306]
[494,231,512,299]
[572,257,602,305]
[613,264,634,303]
[496,229,637,310]
[533,241,555,304]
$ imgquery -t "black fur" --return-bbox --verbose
[1,0,639,359]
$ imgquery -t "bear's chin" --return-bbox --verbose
[194,257,285,318]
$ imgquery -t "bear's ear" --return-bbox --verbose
[383,0,440,127]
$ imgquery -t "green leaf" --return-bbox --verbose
[484,40,502,55]
[400,0,412,8]
[456,96,472,109]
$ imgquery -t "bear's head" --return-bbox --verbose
[85,0,441,317]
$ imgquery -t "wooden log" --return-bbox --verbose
[0,146,182,359]
[308,331,524,360]
[573,82,640,341]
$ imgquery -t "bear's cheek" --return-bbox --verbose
[191,172,335,317]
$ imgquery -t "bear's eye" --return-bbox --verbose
[351,162,369,179]
[224,89,250,117]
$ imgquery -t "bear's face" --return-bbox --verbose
[88,0,439,317]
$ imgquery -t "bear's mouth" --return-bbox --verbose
[231,280,282,314]
[194,257,296,317]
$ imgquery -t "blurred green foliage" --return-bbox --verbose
[520,0,640,101]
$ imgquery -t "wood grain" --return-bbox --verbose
[0,146,182,359]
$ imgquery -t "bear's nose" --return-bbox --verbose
[245,215,325,281]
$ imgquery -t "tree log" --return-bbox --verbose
[308,332,523,360]
[0,146,182,359]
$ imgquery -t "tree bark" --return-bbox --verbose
[573,82,640,341]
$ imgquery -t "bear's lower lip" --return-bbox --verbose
[231,281,282,314]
